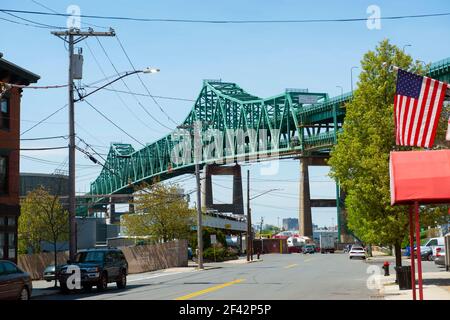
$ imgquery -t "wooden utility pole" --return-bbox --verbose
[246,169,253,261]
[51,28,115,261]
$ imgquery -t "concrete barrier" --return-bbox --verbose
[18,251,69,280]
[18,239,188,280]
[120,240,188,274]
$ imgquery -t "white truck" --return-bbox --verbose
[319,233,336,254]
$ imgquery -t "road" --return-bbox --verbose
[36,252,384,300]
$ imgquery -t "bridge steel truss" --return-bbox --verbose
[84,57,450,227]
[89,81,348,198]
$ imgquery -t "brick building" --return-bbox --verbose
[0,54,39,262]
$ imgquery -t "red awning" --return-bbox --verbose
[390,150,450,205]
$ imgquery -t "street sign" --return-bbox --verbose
[210,234,217,245]
[298,95,320,105]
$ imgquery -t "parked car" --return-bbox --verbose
[412,246,433,261]
[303,244,315,254]
[412,237,445,261]
[43,265,56,282]
[0,260,32,300]
[434,247,446,267]
[349,245,366,260]
[57,248,128,293]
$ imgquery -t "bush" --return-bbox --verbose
[203,246,227,262]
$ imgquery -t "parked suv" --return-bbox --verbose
[57,248,128,293]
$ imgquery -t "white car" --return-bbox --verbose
[349,246,366,259]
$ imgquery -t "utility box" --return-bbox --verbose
[71,53,83,79]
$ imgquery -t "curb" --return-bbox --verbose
[32,288,60,299]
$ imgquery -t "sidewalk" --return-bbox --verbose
[372,259,450,300]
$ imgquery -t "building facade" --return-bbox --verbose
[0,54,39,262]
[282,218,299,231]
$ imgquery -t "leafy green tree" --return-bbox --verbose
[19,187,69,286]
[328,40,448,267]
[121,183,196,242]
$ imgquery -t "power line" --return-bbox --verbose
[94,37,173,131]
[20,104,68,136]
[116,35,178,126]
[84,40,165,134]
[0,13,58,29]
[81,85,195,102]
[20,146,68,151]
[20,135,68,141]
[2,8,449,24]
[82,98,145,147]
[30,0,109,29]
[1,10,65,29]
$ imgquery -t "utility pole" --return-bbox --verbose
[52,28,115,261]
[246,169,252,262]
[195,162,204,269]
[178,122,204,269]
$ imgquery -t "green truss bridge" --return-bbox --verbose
[83,57,450,214]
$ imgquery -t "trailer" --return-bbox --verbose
[319,233,336,254]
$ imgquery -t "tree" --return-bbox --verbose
[19,187,69,286]
[328,39,448,267]
[121,183,196,243]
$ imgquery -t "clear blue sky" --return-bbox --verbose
[2,0,450,227]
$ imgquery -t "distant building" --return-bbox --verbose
[282,218,299,231]
[19,172,69,197]
[0,54,39,262]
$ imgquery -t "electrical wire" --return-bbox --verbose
[84,40,165,134]
[82,85,195,102]
[30,0,109,29]
[94,37,173,131]
[82,98,145,147]
[20,104,68,136]
[2,8,449,24]
[2,10,65,29]
[116,35,178,126]
[20,146,68,151]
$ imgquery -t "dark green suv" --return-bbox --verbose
[57,248,128,293]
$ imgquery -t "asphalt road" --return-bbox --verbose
[36,252,384,300]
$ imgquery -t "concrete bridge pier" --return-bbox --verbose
[201,163,244,215]
[298,157,352,243]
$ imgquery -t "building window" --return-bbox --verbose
[0,156,8,194]
[0,233,4,259]
[0,98,10,130]
[7,216,15,227]
[8,233,15,259]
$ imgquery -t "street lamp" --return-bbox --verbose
[336,85,343,96]
[350,66,358,93]
[403,44,412,52]
[75,68,159,102]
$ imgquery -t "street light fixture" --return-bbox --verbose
[403,44,412,52]
[75,68,159,102]
[350,66,358,93]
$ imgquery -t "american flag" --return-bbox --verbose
[394,69,448,148]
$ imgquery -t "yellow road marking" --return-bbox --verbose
[304,258,313,262]
[284,263,298,269]
[175,279,245,300]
